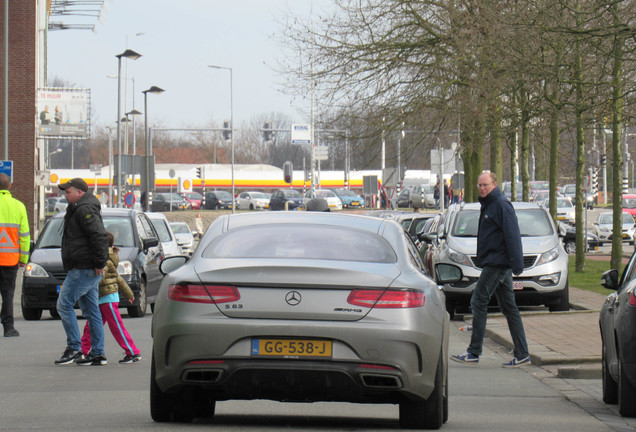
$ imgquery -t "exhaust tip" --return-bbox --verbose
[182,369,222,383]
[360,373,401,388]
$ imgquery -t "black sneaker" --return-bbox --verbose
[119,353,142,364]
[75,352,107,366]
[4,328,19,337]
[55,347,83,365]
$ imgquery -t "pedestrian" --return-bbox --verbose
[80,232,142,364]
[0,173,30,337]
[195,213,203,238]
[451,171,530,368]
[54,178,109,366]
[433,180,440,210]
[443,179,450,208]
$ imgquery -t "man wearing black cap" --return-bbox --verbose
[54,178,109,366]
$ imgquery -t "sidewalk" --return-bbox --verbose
[459,286,607,379]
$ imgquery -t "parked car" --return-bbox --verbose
[236,191,270,210]
[21,208,163,320]
[428,202,569,318]
[561,183,575,201]
[169,222,195,256]
[559,222,600,254]
[622,194,636,218]
[53,197,68,213]
[539,196,575,225]
[204,190,234,210]
[303,189,343,210]
[269,189,304,210]
[364,210,436,248]
[396,185,434,209]
[45,196,63,212]
[501,181,522,201]
[182,192,204,210]
[146,212,182,257]
[599,258,636,417]
[331,188,364,208]
[151,193,191,211]
[593,212,636,245]
[151,212,458,428]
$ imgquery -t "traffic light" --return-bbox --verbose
[196,166,204,179]
[283,161,293,184]
[591,168,599,194]
[223,120,232,141]
[263,121,273,142]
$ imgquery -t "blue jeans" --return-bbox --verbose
[57,269,104,355]
[468,266,529,360]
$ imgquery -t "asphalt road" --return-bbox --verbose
[0,312,619,431]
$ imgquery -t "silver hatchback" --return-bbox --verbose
[430,202,569,317]
[151,212,452,428]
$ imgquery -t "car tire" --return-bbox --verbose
[564,241,576,254]
[445,298,456,321]
[215,203,220,210]
[548,283,569,312]
[602,338,618,404]
[618,357,636,417]
[250,204,254,210]
[151,353,196,423]
[399,352,444,429]
[21,303,42,321]
[128,280,147,318]
[49,308,60,319]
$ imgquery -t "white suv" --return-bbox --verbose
[429,202,569,318]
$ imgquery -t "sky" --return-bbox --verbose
[46,0,323,130]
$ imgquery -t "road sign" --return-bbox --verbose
[315,146,329,161]
[0,160,13,182]
[291,124,311,144]
[124,192,135,208]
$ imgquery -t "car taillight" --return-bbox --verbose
[629,289,636,306]
[347,289,425,308]
[168,284,240,304]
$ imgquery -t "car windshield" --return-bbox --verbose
[164,193,183,201]
[423,185,434,194]
[170,223,191,234]
[555,198,573,208]
[186,192,203,200]
[250,192,268,199]
[37,216,135,248]
[315,190,335,198]
[283,190,302,198]
[149,219,173,242]
[530,181,549,191]
[451,208,553,237]
[203,224,397,263]
[622,198,636,209]
[214,191,232,199]
[334,189,356,197]
[597,213,633,225]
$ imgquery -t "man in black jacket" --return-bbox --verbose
[451,172,530,368]
[54,178,109,366]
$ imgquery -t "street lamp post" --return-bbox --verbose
[143,86,165,212]
[47,148,62,170]
[115,49,141,207]
[208,64,235,214]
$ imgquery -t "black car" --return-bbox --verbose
[151,193,191,211]
[269,189,304,210]
[559,223,601,254]
[21,208,163,320]
[204,190,234,210]
[600,257,636,417]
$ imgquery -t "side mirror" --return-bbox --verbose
[600,269,619,291]
[435,263,463,284]
[418,232,438,244]
[557,222,567,237]
[159,255,188,276]
[143,237,159,250]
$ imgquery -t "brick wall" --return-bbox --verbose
[0,1,37,229]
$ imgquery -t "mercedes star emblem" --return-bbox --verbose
[285,291,302,306]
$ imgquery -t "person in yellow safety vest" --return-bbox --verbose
[0,173,30,337]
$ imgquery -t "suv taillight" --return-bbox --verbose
[168,284,240,304]
[629,289,636,306]
[347,289,425,308]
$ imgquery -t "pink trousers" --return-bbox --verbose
[81,302,140,356]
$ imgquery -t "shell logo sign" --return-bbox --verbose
[183,179,191,192]
[50,173,59,184]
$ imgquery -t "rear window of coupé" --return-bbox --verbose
[202,224,398,263]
